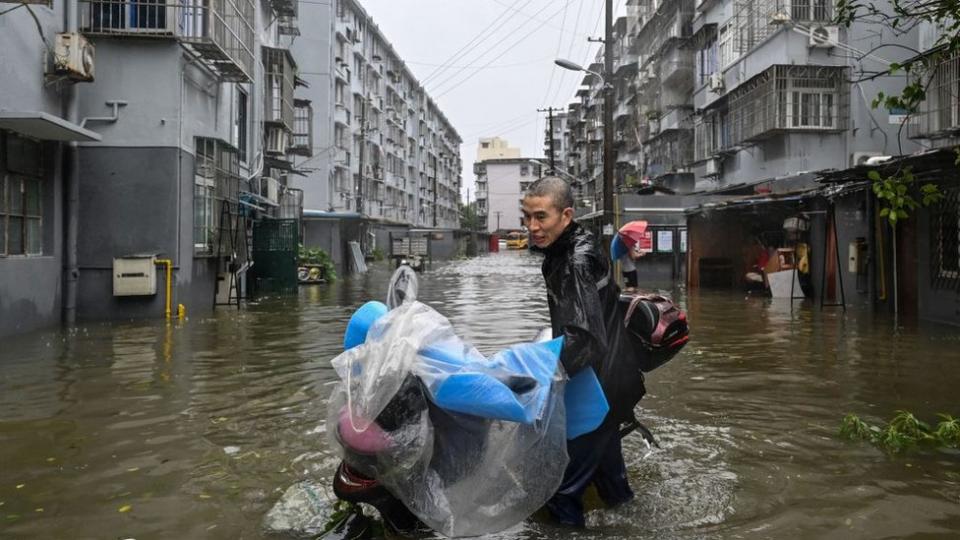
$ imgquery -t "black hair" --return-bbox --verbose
[524,176,574,212]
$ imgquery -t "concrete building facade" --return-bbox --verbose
[474,158,542,233]
[292,0,462,230]
[1,0,305,337]
[477,136,520,161]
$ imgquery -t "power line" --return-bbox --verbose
[428,0,556,94]
[405,56,551,69]
[420,0,534,85]
[549,0,587,106]
[539,0,572,108]
[433,0,577,99]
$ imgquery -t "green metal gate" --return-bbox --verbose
[250,219,299,295]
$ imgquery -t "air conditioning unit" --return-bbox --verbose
[262,177,280,205]
[704,157,721,177]
[709,72,724,92]
[809,25,839,48]
[54,33,95,82]
[265,126,289,155]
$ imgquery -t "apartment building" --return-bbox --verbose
[553,2,921,196]
[0,0,305,337]
[542,112,569,173]
[292,0,462,231]
[474,156,542,234]
[478,136,521,161]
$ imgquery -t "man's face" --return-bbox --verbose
[521,195,573,248]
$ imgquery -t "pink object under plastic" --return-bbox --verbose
[337,409,392,454]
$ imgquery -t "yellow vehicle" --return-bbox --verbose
[505,231,528,250]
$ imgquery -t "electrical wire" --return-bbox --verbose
[540,0,573,108]
[420,0,534,85]
[428,0,560,94]
[549,0,587,106]
[432,0,577,99]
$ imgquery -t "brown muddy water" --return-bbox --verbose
[1,251,959,539]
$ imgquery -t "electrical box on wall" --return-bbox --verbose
[113,255,157,296]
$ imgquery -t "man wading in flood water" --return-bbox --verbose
[522,177,647,527]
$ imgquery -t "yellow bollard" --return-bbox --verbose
[177,303,186,320]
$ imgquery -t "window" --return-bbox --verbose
[235,86,248,163]
[91,0,170,32]
[1,133,43,256]
[788,88,836,128]
[481,142,489,148]
[194,138,240,255]
[520,165,529,176]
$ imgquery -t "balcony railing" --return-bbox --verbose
[723,64,848,146]
[79,0,255,81]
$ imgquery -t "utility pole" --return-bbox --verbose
[494,210,502,232]
[602,0,615,242]
[538,106,559,173]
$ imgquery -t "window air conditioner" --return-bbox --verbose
[709,72,724,92]
[809,25,839,48]
[54,33,95,82]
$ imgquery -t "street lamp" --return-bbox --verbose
[554,58,608,87]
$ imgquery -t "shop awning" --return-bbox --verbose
[0,111,101,142]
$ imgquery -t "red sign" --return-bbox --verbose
[637,231,653,254]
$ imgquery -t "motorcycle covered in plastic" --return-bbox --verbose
[328,266,570,537]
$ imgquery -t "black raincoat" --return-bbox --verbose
[532,221,645,423]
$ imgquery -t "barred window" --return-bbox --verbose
[1,133,43,256]
[931,188,960,290]
[194,138,241,255]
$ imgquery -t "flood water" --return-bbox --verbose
[2,251,960,539]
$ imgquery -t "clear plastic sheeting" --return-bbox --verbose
[262,480,338,538]
[328,300,569,537]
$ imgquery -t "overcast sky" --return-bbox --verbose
[360,0,626,202]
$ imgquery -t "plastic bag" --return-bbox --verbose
[327,300,569,537]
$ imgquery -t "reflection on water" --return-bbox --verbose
[1,251,960,538]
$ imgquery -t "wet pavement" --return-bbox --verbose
[2,251,959,539]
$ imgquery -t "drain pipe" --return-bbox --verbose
[64,0,79,326]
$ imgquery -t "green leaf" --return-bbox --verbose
[868,170,882,181]
[880,208,890,217]
[889,212,899,225]
[897,209,908,219]
[896,184,908,195]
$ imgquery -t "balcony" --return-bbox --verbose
[79,0,255,81]
[263,46,295,132]
[723,64,848,146]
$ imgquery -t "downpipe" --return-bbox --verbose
[63,0,79,326]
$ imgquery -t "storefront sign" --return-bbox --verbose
[657,230,674,252]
